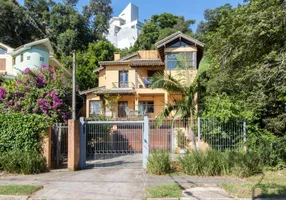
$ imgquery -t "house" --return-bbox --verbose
[0,38,71,80]
[80,32,204,119]
[106,3,143,49]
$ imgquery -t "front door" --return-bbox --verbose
[118,101,128,118]
[119,71,129,88]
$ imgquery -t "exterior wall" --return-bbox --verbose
[119,3,138,24]
[13,48,49,74]
[98,69,106,87]
[0,54,13,74]
[105,65,135,89]
[137,50,159,59]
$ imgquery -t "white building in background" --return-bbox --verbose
[106,3,143,49]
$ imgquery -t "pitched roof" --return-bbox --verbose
[155,31,204,48]
[99,59,164,67]
[10,38,54,56]
[118,52,138,61]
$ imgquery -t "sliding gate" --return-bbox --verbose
[79,117,149,169]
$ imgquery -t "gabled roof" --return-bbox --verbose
[10,38,54,56]
[0,43,14,53]
[155,31,204,48]
[118,52,139,61]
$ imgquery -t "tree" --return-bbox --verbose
[0,65,71,122]
[76,40,116,91]
[83,0,113,41]
[133,13,195,50]
[198,0,286,138]
[151,63,198,149]
[0,0,39,47]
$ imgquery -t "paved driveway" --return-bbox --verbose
[0,168,147,200]
[0,168,243,200]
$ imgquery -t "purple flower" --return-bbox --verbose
[0,88,6,99]
[23,68,31,75]
[14,91,23,96]
[24,86,30,91]
[32,109,37,113]
[36,75,46,87]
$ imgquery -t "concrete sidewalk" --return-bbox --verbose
[0,168,244,200]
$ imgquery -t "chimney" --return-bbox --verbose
[114,52,121,61]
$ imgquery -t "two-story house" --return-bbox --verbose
[80,32,204,119]
[0,38,71,82]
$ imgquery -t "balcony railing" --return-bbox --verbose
[138,77,154,88]
[112,82,135,89]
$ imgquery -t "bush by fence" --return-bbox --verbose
[0,114,51,174]
[147,149,264,177]
[0,114,51,153]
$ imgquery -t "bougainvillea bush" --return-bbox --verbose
[0,65,71,122]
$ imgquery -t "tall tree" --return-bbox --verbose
[0,0,40,47]
[198,0,286,138]
[83,0,113,41]
[133,13,195,50]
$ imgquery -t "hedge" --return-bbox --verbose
[0,114,51,153]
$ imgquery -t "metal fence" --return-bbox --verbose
[51,123,68,167]
[148,118,246,153]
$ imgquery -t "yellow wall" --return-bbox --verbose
[98,69,106,87]
[138,50,159,59]
[105,65,136,89]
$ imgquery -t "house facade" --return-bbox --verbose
[0,38,71,80]
[106,3,143,49]
[80,32,204,119]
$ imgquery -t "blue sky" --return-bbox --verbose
[19,0,244,31]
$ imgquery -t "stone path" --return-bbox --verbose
[0,168,244,200]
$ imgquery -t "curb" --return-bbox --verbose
[0,195,29,200]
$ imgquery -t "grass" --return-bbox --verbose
[221,169,286,198]
[147,184,182,198]
[0,185,43,196]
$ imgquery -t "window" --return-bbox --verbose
[0,48,7,54]
[40,57,44,62]
[119,71,129,88]
[170,41,191,47]
[27,56,31,60]
[166,52,196,70]
[13,58,15,65]
[89,101,100,116]
[139,101,154,113]
[20,54,23,62]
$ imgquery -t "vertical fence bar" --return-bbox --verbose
[243,120,247,152]
[171,122,174,155]
[143,116,149,169]
[197,117,201,151]
[80,117,86,169]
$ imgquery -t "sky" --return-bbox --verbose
[19,0,244,31]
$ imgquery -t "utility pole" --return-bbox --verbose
[72,51,76,120]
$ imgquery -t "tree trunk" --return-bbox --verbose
[187,126,196,150]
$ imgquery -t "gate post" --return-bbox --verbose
[143,116,150,169]
[68,119,80,171]
[79,117,86,169]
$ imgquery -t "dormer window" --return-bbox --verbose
[166,52,196,70]
[27,56,31,60]
[40,57,44,62]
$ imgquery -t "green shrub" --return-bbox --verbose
[178,150,230,176]
[178,150,262,177]
[227,151,263,177]
[0,114,51,153]
[0,150,48,174]
[147,150,171,175]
